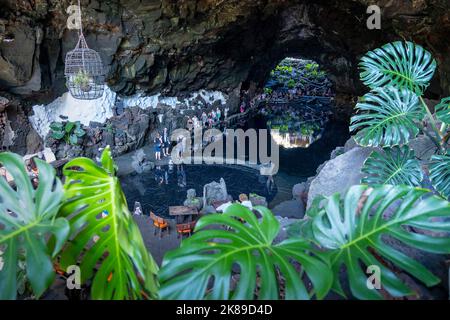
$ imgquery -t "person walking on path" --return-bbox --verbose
[162,127,170,157]
[154,133,163,160]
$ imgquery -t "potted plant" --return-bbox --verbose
[73,70,92,92]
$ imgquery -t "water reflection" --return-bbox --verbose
[177,164,187,188]
[261,102,331,149]
[121,164,275,217]
[271,129,320,149]
[269,119,325,149]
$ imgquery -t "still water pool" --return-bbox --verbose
[122,103,350,216]
[121,164,275,218]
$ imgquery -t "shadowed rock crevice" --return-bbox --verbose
[1,0,449,99]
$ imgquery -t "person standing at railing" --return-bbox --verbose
[211,109,217,125]
[201,112,208,127]
[162,127,170,157]
[154,134,163,161]
[216,107,221,121]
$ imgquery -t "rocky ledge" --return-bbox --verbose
[1,0,450,103]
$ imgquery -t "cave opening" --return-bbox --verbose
[264,57,333,97]
[238,57,350,206]
[259,57,334,149]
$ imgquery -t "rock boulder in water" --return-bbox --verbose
[183,188,202,210]
[202,178,232,213]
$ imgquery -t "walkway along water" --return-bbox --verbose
[224,95,333,127]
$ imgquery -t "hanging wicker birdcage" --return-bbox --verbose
[64,21,105,100]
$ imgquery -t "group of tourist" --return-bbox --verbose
[186,107,230,131]
[236,91,261,116]
[153,127,171,160]
[153,105,233,161]
[151,80,334,161]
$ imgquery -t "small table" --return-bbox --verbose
[169,206,199,223]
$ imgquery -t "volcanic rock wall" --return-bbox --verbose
[1,0,450,154]
[1,0,449,95]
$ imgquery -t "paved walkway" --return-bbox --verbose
[133,215,182,266]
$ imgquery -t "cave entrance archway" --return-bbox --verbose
[238,56,350,206]
[257,57,335,150]
[264,57,333,98]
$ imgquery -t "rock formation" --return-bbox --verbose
[1,0,450,154]
[131,148,154,173]
[2,0,450,97]
[202,177,232,213]
[305,133,438,209]
[183,188,202,210]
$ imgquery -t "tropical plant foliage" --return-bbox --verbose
[266,58,328,91]
[352,41,449,201]
[2,39,450,301]
[435,97,450,124]
[58,147,159,300]
[307,184,450,300]
[429,153,450,199]
[0,153,69,300]
[50,120,86,145]
[1,146,450,301]
[361,146,423,186]
[159,204,333,300]
[73,70,92,88]
[350,87,424,147]
[359,41,436,95]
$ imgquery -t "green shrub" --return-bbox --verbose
[350,41,449,199]
[50,121,86,146]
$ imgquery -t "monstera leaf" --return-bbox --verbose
[435,97,450,124]
[361,146,423,186]
[429,153,450,199]
[350,87,424,147]
[65,121,75,133]
[359,41,436,95]
[309,184,450,300]
[0,153,69,299]
[159,204,333,300]
[59,147,159,300]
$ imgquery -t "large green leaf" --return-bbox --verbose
[361,146,423,186]
[51,131,65,140]
[74,128,86,138]
[49,122,64,132]
[59,147,159,300]
[0,153,69,299]
[68,134,79,145]
[309,184,450,300]
[65,121,75,133]
[435,97,450,124]
[359,41,436,95]
[159,204,333,300]
[429,153,450,199]
[350,87,424,147]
